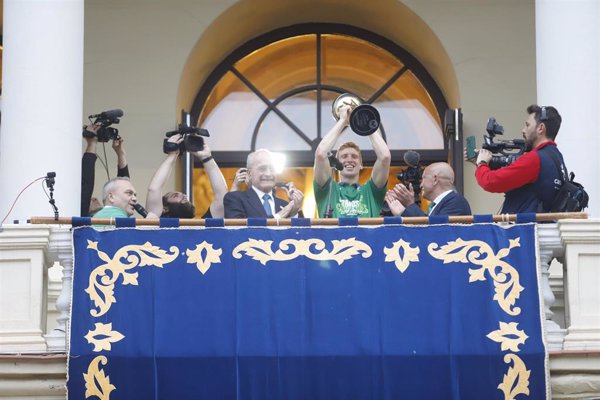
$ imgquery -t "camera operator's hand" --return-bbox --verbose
[392,183,416,207]
[165,134,183,155]
[385,190,406,216]
[112,138,128,169]
[476,148,492,166]
[83,128,98,154]
[192,142,212,160]
[230,168,248,192]
[463,147,478,166]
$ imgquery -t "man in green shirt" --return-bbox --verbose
[314,105,391,218]
[93,177,158,219]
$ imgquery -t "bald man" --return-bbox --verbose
[385,162,471,217]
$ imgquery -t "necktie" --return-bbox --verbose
[427,201,436,216]
[262,194,273,217]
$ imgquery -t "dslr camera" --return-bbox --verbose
[481,117,528,170]
[163,123,210,154]
[82,109,123,142]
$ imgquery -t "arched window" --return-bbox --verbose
[189,23,451,216]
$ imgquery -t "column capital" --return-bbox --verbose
[558,219,600,245]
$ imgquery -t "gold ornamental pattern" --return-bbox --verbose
[498,354,531,400]
[85,323,125,352]
[383,239,420,273]
[428,237,524,316]
[486,322,529,353]
[186,241,223,274]
[232,238,372,266]
[85,240,179,317]
[84,356,115,400]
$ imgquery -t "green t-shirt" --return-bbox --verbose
[313,178,387,218]
[93,206,129,219]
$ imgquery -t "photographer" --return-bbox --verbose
[470,105,565,213]
[145,134,228,219]
[81,123,130,216]
[313,105,391,218]
[385,162,471,217]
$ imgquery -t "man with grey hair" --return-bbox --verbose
[93,177,158,219]
[224,149,304,218]
[385,162,471,217]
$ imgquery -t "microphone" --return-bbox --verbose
[133,203,148,218]
[89,109,124,120]
[45,171,56,189]
[403,150,421,167]
[327,152,344,171]
[45,172,59,220]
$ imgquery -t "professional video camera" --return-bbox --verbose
[163,123,210,154]
[481,117,528,170]
[396,150,423,205]
[82,109,123,142]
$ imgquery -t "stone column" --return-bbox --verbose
[0,0,84,223]
[0,225,51,352]
[536,0,600,217]
[559,219,600,350]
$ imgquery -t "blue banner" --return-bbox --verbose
[68,223,548,400]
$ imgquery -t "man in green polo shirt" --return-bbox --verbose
[93,177,157,219]
[313,105,391,218]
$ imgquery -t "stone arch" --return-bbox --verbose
[177,0,459,115]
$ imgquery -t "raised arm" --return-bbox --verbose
[81,131,98,216]
[192,143,227,218]
[368,129,391,188]
[145,135,182,217]
[314,106,351,187]
[112,138,129,177]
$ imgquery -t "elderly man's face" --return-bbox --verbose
[108,180,137,216]
[248,152,277,193]
[421,166,436,201]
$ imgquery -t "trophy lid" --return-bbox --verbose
[332,93,363,121]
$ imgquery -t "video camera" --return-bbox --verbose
[396,150,423,205]
[82,109,123,142]
[163,123,210,154]
[480,117,528,170]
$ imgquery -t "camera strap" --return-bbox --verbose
[547,150,569,183]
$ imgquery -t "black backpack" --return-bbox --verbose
[547,152,589,212]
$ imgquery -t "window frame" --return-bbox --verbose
[191,23,450,168]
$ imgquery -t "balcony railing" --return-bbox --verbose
[0,218,599,398]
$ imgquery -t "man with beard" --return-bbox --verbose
[470,105,566,213]
[223,149,304,219]
[145,134,228,218]
[313,105,391,217]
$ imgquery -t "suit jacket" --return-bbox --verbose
[402,191,471,217]
[224,189,288,218]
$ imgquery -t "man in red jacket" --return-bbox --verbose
[471,105,566,213]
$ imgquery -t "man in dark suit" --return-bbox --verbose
[224,149,304,218]
[385,162,471,217]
